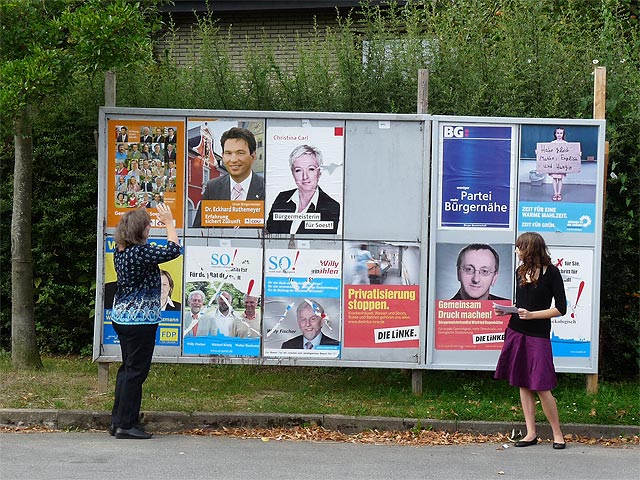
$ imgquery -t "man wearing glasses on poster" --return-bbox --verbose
[451,243,507,301]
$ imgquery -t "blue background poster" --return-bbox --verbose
[440,125,513,228]
[263,249,342,358]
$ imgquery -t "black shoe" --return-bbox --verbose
[108,424,116,436]
[514,438,538,447]
[115,426,153,439]
[553,442,566,450]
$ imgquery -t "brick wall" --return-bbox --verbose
[154,10,350,69]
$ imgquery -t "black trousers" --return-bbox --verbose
[111,322,158,429]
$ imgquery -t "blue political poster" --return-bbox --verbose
[440,125,513,229]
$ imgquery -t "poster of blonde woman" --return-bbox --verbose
[265,126,344,235]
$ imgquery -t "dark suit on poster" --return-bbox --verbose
[281,333,339,349]
[266,187,340,235]
[192,173,265,227]
[116,134,128,143]
[165,149,176,161]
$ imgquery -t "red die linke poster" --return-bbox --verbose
[344,285,419,348]
[435,299,511,350]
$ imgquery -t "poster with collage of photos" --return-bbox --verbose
[108,119,184,228]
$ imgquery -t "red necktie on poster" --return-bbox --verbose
[232,184,243,200]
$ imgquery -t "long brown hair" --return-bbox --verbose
[515,232,551,286]
[114,208,150,250]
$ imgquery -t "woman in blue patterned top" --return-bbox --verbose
[110,203,180,439]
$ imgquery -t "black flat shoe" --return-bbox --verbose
[514,438,538,447]
[115,426,153,439]
[553,442,566,450]
[108,424,116,436]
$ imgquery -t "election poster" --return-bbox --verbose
[102,237,183,347]
[263,248,341,358]
[108,119,185,228]
[186,118,265,228]
[265,126,344,235]
[518,124,600,234]
[439,124,514,229]
[182,245,263,356]
[342,241,420,349]
[434,242,513,350]
[548,247,593,358]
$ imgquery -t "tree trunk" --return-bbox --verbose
[11,104,42,369]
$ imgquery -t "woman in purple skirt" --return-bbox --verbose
[494,232,567,449]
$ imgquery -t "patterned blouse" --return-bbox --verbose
[112,241,181,325]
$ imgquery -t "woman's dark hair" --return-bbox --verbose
[552,127,566,141]
[114,208,150,249]
[515,232,551,286]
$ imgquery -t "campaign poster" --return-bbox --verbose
[548,247,593,357]
[343,241,420,348]
[102,237,183,347]
[434,242,513,350]
[108,119,184,228]
[263,248,341,358]
[182,245,263,356]
[265,126,344,235]
[439,124,513,229]
[518,124,600,234]
[186,118,265,228]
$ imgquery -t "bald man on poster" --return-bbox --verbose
[281,300,338,349]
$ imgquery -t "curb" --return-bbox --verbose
[0,409,638,439]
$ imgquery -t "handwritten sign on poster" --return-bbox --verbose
[536,142,581,174]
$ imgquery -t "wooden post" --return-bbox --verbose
[104,71,116,107]
[98,362,110,393]
[587,66,607,395]
[97,71,117,392]
[417,69,429,114]
[409,69,430,396]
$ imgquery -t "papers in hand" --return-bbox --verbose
[493,303,518,314]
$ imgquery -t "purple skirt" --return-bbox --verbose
[494,327,557,391]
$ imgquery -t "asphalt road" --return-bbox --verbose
[1,432,638,480]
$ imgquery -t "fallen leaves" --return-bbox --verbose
[177,426,640,448]
[1,424,638,448]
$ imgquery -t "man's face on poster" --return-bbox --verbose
[243,295,257,317]
[457,249,498,300]
[292,153,321,196]
[222,138,256,183]
[218,292,232,314]
[189,293,204,314]
[297,304,323,341]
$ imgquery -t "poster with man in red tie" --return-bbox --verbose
[182,244,263,356]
